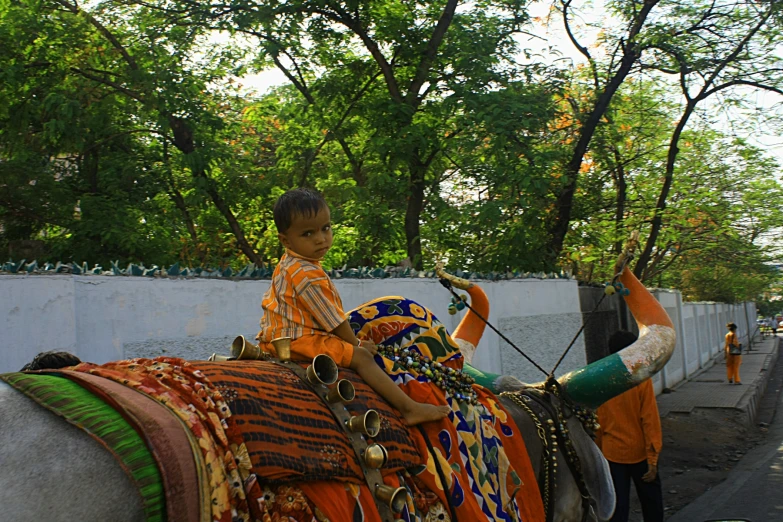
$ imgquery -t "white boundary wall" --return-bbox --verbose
[0,275,756,392]
[650,290,755,394]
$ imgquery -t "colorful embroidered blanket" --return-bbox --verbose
[346,297,543,522]
[237,296,544,521]
[55,369,206,522]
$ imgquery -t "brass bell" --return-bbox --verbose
[346,409,380,438]
[230,335,262,360]
[306,354,339,386]
[363,443,388,469]
[207,353,236,362]
[326,379,355,403]
[270,336,292,362]
[374,484,408,513]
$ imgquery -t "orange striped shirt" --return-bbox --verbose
[257,250,347,342]
[595,379,662,466]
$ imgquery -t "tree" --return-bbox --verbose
[633,0,783,277]
[547,0,662,265]
[201,0,536,268]
[0,0,272,265]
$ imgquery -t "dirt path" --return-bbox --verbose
[625,347,783,521]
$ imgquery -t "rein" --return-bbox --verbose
[501,386,594,522]
[438,253,634,380]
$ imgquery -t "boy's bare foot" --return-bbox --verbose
[402,402,450,426]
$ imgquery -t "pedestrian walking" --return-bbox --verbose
[596,330,664,522]
[724,322,742,385]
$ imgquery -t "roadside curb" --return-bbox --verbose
[735,337,779,426]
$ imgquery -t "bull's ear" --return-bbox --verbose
[566,416,616,521]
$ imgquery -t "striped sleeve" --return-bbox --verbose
[292,266,347,332]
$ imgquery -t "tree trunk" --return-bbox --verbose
[405,157,427,269]
[613,149,627,255]
[167,116,264,267]
[197,170,264,266]
[634,101,696,279]
[548,47,643,263]
[162,143,199,246]
[547,0,659,264]
[167,187,198,244]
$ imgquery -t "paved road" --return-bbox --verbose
[668,347,783,522]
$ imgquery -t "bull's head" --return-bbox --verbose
[436,262,676,409]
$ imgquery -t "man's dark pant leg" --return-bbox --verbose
[609,461,632,522]
[630,461,664,522]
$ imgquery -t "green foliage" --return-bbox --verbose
[0,0,782,306]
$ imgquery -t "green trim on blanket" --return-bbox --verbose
[0,372,165,522]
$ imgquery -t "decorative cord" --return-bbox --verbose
[439,278,549,377]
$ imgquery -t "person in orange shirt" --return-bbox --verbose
[596,330,664,522]
[724,322,742,385]
[257,187,449,426]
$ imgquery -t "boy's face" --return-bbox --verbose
[278,206,333,260]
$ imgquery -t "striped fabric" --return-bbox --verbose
[258,250,347,342]
[0,372,165,522]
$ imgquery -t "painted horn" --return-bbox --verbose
[556,266,676,408]
[461,266,676,408]
[435,264,489,365]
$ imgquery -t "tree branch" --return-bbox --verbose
[405,0,458,107]
[561,0,599,89]
[55,0,139,71]
[70,68,145,102]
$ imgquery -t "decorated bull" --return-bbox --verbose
[0,249,674,522]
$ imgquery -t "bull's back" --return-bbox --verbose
[0,380,144,522]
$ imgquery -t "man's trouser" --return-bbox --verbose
[608,460,664,522]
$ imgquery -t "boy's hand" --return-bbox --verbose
[359,339,378,355]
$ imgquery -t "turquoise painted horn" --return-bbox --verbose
[465,267,676,409]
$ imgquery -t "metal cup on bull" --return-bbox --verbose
[362,443,388,469]
[230,335,263,360]
[346,409,381,438]
[305,353,339,386]
[270,336,292,362]
[325,379,355,403]
[374,484,409,513]
[207,353,235,362]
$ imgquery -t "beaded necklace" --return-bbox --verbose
[376,345,479,404]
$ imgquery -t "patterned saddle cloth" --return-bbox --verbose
[192,360,422,482]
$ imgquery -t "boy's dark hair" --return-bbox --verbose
[608,330,638,355]
[273,188,328,233]
[727,322,737,330]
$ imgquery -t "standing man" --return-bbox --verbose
[596,330,664,522]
